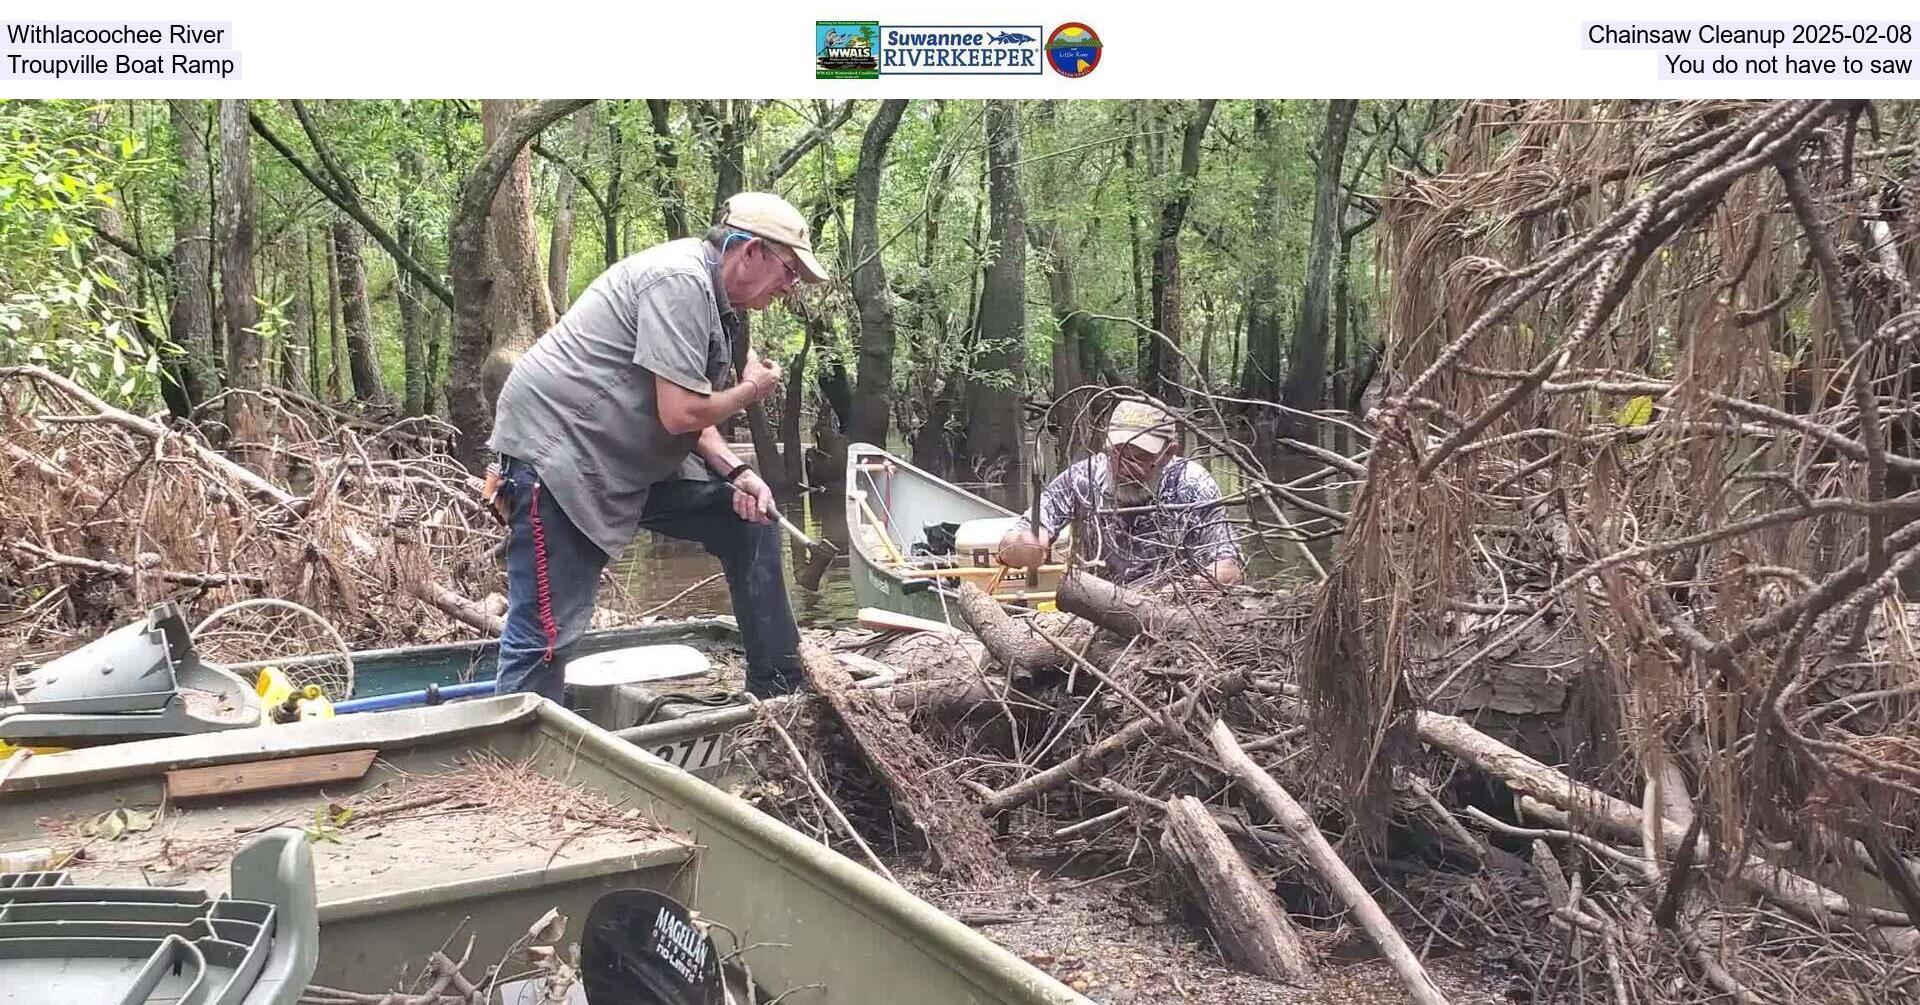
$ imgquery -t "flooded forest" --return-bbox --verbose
[6,97,1920,1003]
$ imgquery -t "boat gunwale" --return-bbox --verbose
[841,442,1017,593]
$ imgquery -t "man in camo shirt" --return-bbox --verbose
[998,401,1243,585]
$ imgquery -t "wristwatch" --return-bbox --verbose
[724,463,753,484]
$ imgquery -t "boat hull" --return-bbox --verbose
[1,696,1086,1004]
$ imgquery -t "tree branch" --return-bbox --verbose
[530,139,608,217]
[760,100,858,187]
[248,107,456,309]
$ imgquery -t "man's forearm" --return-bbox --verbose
[694,426,743,475]
[682,381,762,431]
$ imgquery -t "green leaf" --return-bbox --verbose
[1617,396,1655,427]
[48,226,69,248]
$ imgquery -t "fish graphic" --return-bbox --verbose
[989,31,1036,44]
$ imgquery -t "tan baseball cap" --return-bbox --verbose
[1106,401,1177,454]
[720,192,830,283]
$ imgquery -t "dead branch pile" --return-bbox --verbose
[1302,97,1920,1001]
[740,99,1920,1004]
[0,369,657,674]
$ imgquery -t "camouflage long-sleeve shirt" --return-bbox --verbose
[1013,454,1241,584]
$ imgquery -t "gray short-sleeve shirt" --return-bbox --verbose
[487,238,735,559]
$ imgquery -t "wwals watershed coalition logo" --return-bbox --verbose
[820,22,1086,77]
[816,22,880,79]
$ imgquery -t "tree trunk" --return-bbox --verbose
[448,99,593,468]
[547,105,595,314]
[1145,99,1216,403]
[398,144,428,416]
[325,220,344,400]
[331,216,385,403]
[217,99,261,441]
[398,221,427,416]
[1031,102,1090,459]
[1331,227,1354,413]
[848,99,909,450]
[605,102,628,263]
[283,238,312,395]
[305,226,322,395]
[1123,107,1148,336]
[1241,102,1284,401]
[425,302,446,416]
[483,100,557,343]
[703,100,754,225]
[959,99,1027,486]
[1279,99,1357,429]
[168,99,219,411]
[781,324,813,489]
[645,100,689,241]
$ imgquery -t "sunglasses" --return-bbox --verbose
[763,244,802,285]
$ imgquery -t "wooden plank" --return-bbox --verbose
[857,607,960,635]
[166,749,378,801]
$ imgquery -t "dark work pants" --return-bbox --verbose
[492,455,803,703]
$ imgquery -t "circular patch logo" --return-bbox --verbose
[1045,23,1101,77]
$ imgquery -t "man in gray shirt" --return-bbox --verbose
[486,192,829,701]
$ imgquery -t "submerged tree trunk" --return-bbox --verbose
[331,216,385,404]
[1145,99,1216,403]
[1279,99,1357,429]
[959,99,1028,486]
[781,325,812,489]
[1240,100,1285,402]
[217,99,261,441]
[848,99,909,450]
[169,99,219,412]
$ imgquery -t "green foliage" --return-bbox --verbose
[0,99,167,401]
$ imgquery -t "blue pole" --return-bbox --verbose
[332,680,496,715]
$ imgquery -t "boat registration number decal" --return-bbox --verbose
[652,732,730,773]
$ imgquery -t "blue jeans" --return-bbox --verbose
[492,455,803,702]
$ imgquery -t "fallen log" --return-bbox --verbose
[953,581,1066,677]
[1160,794,1313,982]
[1057,569,1197,638]
[1418,710,1920,946]
[408,578,504,635]
[1209,720,1451,1005]
[798,642,1003,882]
[984,670,1249,814]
